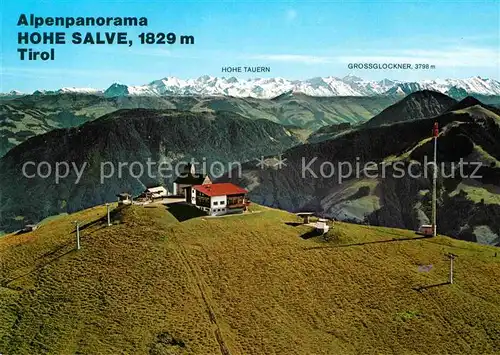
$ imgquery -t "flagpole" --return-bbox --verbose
[432,122,438,237]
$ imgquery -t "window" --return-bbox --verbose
[220,201,225,205]
[227,195,245,206]
[213,201,218,206]
[196,194,210,207]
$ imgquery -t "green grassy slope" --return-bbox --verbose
[1,204,499,354]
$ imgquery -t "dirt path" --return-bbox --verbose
[173,239,232,355]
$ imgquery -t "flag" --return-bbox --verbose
[433,122,439,137]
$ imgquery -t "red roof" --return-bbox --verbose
[193,183,247,197]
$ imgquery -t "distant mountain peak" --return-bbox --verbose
[0,89,24,97]
[104,83,130,98]
[405,89,454,100]
[459,96,482,106]
[226,76,239,84]
[271,89,294,100]
[342,74,363,83]
[364,90,457,127]
[447,96,484,112]
[57,87,102,95]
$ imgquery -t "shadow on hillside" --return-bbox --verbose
[165,202,207,222]
[36,240,73,261]
[69,205,127,234]
[4,245,74,286]
[286,222,304,227]
[413,282,450,292]
[68,217,109,237]
[300,230,322,240]
[304,235,432,249]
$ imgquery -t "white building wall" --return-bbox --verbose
[209,195,227,216]
[191,188,197,204]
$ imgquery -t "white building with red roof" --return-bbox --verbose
[188,183,249,216]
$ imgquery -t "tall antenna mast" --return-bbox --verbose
[432,122,439,237]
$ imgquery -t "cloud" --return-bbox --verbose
[285,9,297,22]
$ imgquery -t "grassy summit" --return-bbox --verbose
[1,203,499,354]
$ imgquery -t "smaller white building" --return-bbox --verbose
[418,224,435,236]
[315,219,330,234]
[116,193,132,205]
[22,224,38,233]
[145,186,168,199]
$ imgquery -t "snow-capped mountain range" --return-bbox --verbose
[7,75,500,99]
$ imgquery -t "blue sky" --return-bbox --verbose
[1,0,499,92]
